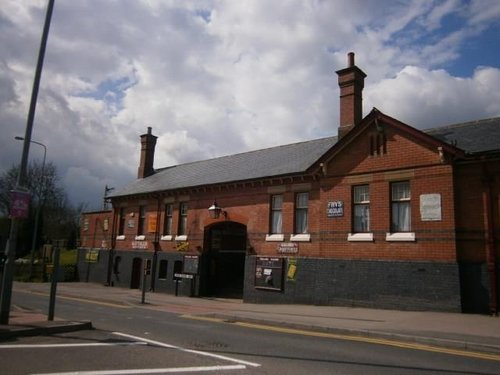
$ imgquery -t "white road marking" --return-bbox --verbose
[112,332,261,368]
[0,342,147,349]
[34,365,247,374]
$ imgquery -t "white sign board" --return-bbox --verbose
[420,194,442,221]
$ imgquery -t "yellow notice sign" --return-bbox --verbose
[287,258,297,281]
[148,214,157,233]
[85,249,99,263]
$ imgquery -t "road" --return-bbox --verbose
[2,290,500,374]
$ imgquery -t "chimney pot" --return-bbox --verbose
[348,52,355,67]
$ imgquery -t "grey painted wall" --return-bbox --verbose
[243,256,463,312]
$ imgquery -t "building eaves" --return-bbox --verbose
[110,115,500,199]
[110,136,337,198]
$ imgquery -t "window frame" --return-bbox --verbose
[163,203,173,236]
[178,202,188,236]
[294,192,309,235]
[390,181,411,232]
[118,208,125,236]
[270,194,283,234]
[137,205,146,235]
[387,181,415,242]
[352,184,370,233]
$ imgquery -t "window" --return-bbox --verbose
[178,203,188,235]
[391,181,411,232]
[270,195,283,234]
[295,192,309,234]
[158,260,168,280]
[118,208,125,235]
[353,185,370,232]
[163,204,173,235]
[113,256,121,275]
[138,205,146,235]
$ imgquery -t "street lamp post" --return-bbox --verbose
[0,0,54,324]
[15,137,47,280]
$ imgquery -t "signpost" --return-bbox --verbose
[48,240,65,321]
[141,259,152,304]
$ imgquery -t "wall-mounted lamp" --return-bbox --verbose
[129,212,135,217]
[208,200,227,219]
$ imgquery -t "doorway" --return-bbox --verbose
[131,257,142,289]
[202,221,247,298]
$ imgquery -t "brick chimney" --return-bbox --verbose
[137,126,157,179]
[336,52,366,139]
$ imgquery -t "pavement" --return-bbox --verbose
[2,282,500,355]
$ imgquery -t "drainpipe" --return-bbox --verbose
[482,160,498,315]
[106,206,118,286]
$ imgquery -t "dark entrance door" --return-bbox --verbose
[131,257,142,289]
[202,222,247,298]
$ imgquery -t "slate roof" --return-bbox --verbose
[110,136,337,197]
[110,116,499,198]
[426,117,500,154]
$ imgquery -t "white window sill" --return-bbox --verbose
[135,235,146,241]
[116,235,126,241]
[290,234,311,242]
[266,234,284,242]
[175,235,188,241]
[386,232,415,242]
[161,235,173,241]
[348,233,374,242]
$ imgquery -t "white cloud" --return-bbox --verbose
[365,65,500,128]
[0,0,499,210]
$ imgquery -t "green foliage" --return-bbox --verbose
[0,162,87,257]
[14,249,79,282]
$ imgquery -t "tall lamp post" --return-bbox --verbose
[0,0,54,324]
[15,137,47,280]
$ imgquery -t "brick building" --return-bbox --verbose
[79,53,500,313]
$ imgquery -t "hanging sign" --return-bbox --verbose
[10,190,31,219]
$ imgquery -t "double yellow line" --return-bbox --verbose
[19,290,129,309]
[184,315,500,362]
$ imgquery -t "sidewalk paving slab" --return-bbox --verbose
[0,306,92,340]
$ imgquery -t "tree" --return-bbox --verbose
[0,161,81,256]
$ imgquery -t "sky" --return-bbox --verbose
[1,0,499,211]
